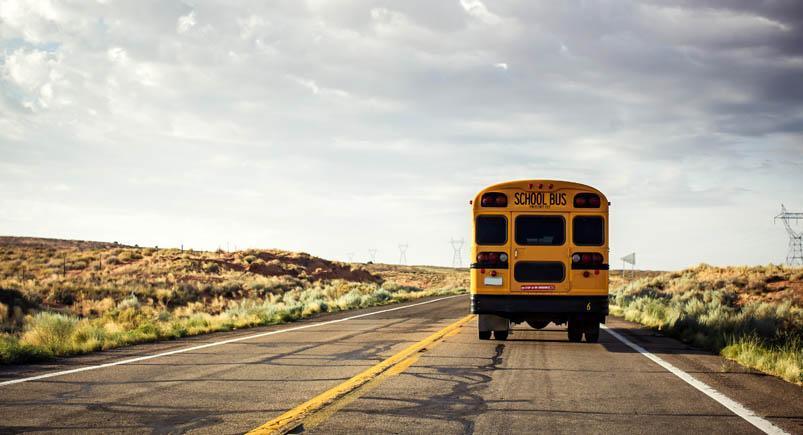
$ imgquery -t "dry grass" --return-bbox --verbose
[0,237,468,364]
[610,264,803,384]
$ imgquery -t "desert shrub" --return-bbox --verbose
[49,287,76,305]
[371,288,392,303]
[21,312,78,354]
[117,295,140,310]
[722,335,802,384]
[68,260,88,270]
[336,289,364,310]
[201,262,220,274]
[117,251,143,262]
[302,299,326,317]
[244,276,299,295]
[381,282,422,293]
[71,323,107,353]
[0,334,50,363]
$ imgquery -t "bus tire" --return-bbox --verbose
[567,321,582,342]
[479,331,492,340]
[493,330,509,340]
[526,320,550,330]
[584,322,600,343]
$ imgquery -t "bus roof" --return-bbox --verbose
[476,179,606,197]
[473,179,608,211]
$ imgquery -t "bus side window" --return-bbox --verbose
[476,215,507,245]
[573,216,604,246]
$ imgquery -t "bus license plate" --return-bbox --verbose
[484,276,503,286]
[521,284,555,291]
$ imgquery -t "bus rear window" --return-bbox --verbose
[514,262,565,282]
[573,216,604,246]
[515,216,565,246]
[475,215,507,245]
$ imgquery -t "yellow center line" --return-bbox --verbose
[247,314,475,435]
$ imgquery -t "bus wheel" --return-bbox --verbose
[567,321,582,342]
[526,320,550,330]
[479,331,492,340]
[493,330,509,340]
[584,322,600,343]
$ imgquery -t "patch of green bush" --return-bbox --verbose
[0,279,467,365]
[611,266,802,384]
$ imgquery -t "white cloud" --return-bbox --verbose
[177,10,196,34]
[459,0,502,25]
[107,47,128,64]
[1,48,66,111]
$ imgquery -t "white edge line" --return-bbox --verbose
[601,325,788,435]
[0,294,465,387]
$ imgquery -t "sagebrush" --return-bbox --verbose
[610,264,802,384]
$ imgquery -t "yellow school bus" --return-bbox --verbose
[470,180,609,342]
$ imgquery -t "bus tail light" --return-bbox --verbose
[481,192,507,207]
[473,251,509,268]
[571,252,608,270]
[574,193,601,208]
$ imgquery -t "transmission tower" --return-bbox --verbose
[346,252,355,263]
[775,204,803,265]
[398,244,408,265]
[450,238,465,267]
[368,249,378,263]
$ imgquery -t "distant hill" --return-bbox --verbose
[0,235,466,314]
[0,236,133,250]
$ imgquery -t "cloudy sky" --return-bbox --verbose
[1,0,802,269]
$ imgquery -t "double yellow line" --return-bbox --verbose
[248,314,475,435]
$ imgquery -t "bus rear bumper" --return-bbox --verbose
[470,294,609,317]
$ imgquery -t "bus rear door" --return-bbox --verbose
[510,212,570,293]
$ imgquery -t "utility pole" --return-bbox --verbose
[63,252,67,277]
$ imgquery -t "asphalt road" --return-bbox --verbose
[0,295,801,434]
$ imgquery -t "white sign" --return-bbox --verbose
[621,252,636,265]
